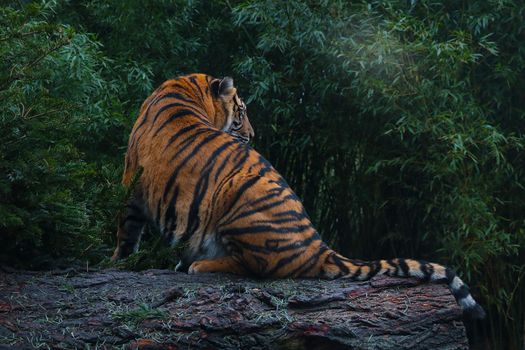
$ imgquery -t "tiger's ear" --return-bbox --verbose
[212,77,235,98]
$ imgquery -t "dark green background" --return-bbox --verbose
[1,1,523,348]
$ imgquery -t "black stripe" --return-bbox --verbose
[385,259,397,276]
[213,143,249,182]
[399,259,410,277]
[221,175,263,215]
[287,243,328,277]
[130,92,196,149]
[161,92,195,104]
[178,138,237,246]
[253,255,268,273]
[331,254,350,275]
[445,267,456,284]
[188,140,238,239]
[273,210,304,219]
[221,224,312,236]
[231,186,285,208]
[165,83,196,98]
[420,261,432,282]
[253,217,305,225]
[203,140,238,169]
[352,267,362,280]
[209,166,246,215]
[265,232,320,252]
[163,186,179,231]
[164,124,204,150]
[231,240,268,253]
[266,252,303,275]
[452,285,470,300]
[213,151,235,182]
[162,131,222,201]
[221,194,296,226]
[265,238,291,249]
[215,154,277,221]
[189,76,206,105]
[154,109,195,136]
[149,102,196,127]
[169,130,221,163]
[200,149,246,234]
[229,231,320,254]
[167,129,211,159]
[187,161,223,238]
[205,146,252,227]
[367,261,381,279]
[134,92,168,130]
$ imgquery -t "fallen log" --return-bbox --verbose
[0,268,468,349]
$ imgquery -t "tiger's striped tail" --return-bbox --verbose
[324,253,486,319]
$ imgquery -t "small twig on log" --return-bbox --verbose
[149,287,184,308]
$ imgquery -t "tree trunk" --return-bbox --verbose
[0,267,468,349]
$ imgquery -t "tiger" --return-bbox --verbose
[112,73,485,319]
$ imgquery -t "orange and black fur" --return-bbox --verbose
[113,73,485,318]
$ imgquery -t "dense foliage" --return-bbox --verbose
[1,3,119,266]
[1,1,523,348]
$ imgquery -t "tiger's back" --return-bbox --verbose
[113,73,485,319]
[114,73,255,260]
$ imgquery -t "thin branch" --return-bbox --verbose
[0,37,71,91]
[0,30,47,43]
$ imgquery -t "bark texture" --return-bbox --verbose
[0,267,468,349]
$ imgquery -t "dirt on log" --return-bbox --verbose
[0,267,468,349]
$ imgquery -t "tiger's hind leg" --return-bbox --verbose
[188,256,248,275]
[111,193,148,261]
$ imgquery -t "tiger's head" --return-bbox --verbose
[209,76,254,144]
